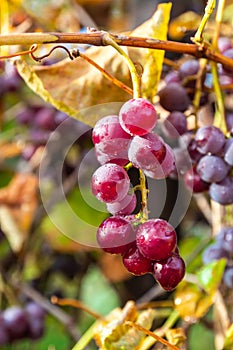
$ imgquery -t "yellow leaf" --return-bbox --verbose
[16,5,171,126]
[130,3,172,101]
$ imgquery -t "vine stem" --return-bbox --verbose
[102,33,141,98]
[192,0,216,44]
[0,32,233,69]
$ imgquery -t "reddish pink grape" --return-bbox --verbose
[96,216,136,254]
[122,244,154,275]
[128,133,166,172]
[195,126,226,154]
[119,98,157,136]
[91,163,130,203]
[95,139,130,166]
[92,115,131,144]
[106,193,137,215]
[136,219,177,261]
[153,253,185,291]
[143,144,175,179]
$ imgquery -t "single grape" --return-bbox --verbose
[197,155,229,183]
[95,138,130,166]
[179,59,199,79]
[25,302,46,320]
[28,319,44,340]
[143,144,175,180]
[184,166,210,193]
[106,193,137,215]
[164,70,180,84]
[224,138,233,166]
[209,177,233,205]
[202,242,230,265]
[91,163,130,203]
[34,107,57,130]
[218,37,232,53]
[195,126,226,154]
[3,306,28,340]
[92,115,131,145]
[187,138,203,163]
[159,83,190,112]
[119,98,157,136]
[153,253,185,291]
[223,267,233,288]
[128,133,166,172]
[136,219,177,261]
[216,227,233,253]
[0,315,9,345]
[96,216,136,254]
[122,244,154,275]
[162,111,187,138]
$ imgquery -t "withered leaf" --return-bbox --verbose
[0,173,38,252]
[93,300,155,350]
[16,4,171,127]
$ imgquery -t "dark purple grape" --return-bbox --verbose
[179,59,199,79]
[195,126,226,154]
[184,167,209,193]
[136,219,177,261]
[224,138,233,166]
[164,70,180,84]
[218,37,232,53]
[159,83,190,112]
[25,302,46,320]
[153,253,185,291]
[119,98,157,136]
[3,306,28,340]
[96,216,136,254]
[0,315,10,345]
[162,111,187,138]
[209,177,233,205]
[197,155,229,183]
[28,319,44,340]
[122,244,154,275]
[3,62,22,92]
[226,112,233,131]
[91,163,130,203]
[223,267,233,288]
[216,227,233,253]
[34,107,56,130]
[16,107,35,125]
[202,242,230,265]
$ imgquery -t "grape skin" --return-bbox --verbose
[106,193,137,215]
[119,98,157,136]
[122,244,154,275]
[195,126,226,155]
[91,163,130,203]
[209,177,233,205]
[136,219,177,261]
[159,83,190,112]
[196,155,229,183]
[96,216,136,254]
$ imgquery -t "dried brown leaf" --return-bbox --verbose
[0,173,38,252]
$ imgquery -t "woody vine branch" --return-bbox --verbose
[0,30,233,69]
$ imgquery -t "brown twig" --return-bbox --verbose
[0,32,233,69]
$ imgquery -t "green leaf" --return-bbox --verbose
[197,259,227,293]
[79,265,120,329]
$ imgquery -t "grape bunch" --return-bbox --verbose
[202,227,233,288]
[0,302,46,346]
[157,40,233,205]
[91,98,185,291]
